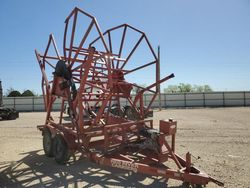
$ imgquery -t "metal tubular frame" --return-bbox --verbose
[35,7,223,187]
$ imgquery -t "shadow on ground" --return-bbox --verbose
[0,150,188,187]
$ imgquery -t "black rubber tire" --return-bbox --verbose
[8,113,17,120]
[182,182,204,188]
[43,128,54,157]
[192,184,203,188]
[110,106,124,117]
[125,106,137,120]
[53,134,70,164]
[182,182,190,188]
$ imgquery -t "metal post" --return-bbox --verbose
[184,93,187,107]
[32,96,35,112]
[244,91,246,107]
[222,92,225,107]
[14,97,16,109]
[157,46,162,111]
[0,81,3,107]
[164,93,167,108]
[203,92,206,107]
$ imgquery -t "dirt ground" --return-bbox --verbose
[0,107,250,187]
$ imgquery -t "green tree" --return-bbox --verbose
[164,83,213,93]
[193,85,204,92]
[203,85,212,92]
[5,87,14,96]
[22,90,35,96]
[163,85,179,93]
[7,90,22,97]
[178,83,192,92]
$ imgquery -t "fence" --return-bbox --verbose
[2,91,250,112]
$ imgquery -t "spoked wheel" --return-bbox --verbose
[43,128,54,157]
[53,134,70,164]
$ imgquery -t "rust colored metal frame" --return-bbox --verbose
[35,7,223,187]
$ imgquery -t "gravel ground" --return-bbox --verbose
[0,107,250,187]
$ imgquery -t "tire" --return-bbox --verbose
[182,182,203,188]
[53,134,70,164]
[67,107,70,115]
[192,184,203,188]
[125,106,137,120]
[8,113,17,120]
[43,128,54,157]
[110,106,124,117]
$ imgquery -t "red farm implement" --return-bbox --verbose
[35,7,223,187]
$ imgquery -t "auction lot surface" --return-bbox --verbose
[0,107,250,187]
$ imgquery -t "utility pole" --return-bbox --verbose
[157,46,162,111]
[0,81,3,107]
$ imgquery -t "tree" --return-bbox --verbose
[203,85,212,92]
[163,85,179,93]
[5,88,36,97]
[178,83,192,92]
[5,87,14,96]
[164,83,213,93]
[193,85,213,92]
[193,85,204,92]
[7,90,22,97]
[22,90,35,96]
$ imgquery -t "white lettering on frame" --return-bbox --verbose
[111,159,138,173]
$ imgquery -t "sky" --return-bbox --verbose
[0,0,250,95]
